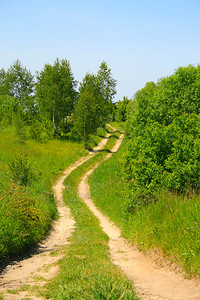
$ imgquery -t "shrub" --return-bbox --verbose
[123,65,200,211]
[29,119,52,142]
[9,153,37,186]
[0,184,46,259]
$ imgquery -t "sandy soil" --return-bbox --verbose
[0,131,111,300]
[78,132,200,300]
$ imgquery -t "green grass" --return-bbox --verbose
[0,126,87,261]
[110,121,126,132]
[124,191,200,277]
[89,139,126,228]
[89,122,200,278]
[42,127,138,300]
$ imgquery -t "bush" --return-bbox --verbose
[123,65,200,211]
[0,184,46,259]
[29,119,52,142]
[9,153,37,186]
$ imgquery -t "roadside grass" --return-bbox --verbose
[0,126,88,261]
[89,135,127,229]
[89,122,200,278]
[42,128,138,299]
[125,191,200,278]
[110,121,126,132]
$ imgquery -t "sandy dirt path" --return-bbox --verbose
[78,132,200,300]
[0,131,112,300]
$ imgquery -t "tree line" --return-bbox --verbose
[0,59,117,145]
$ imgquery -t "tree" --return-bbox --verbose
[115,96,130,122]
[79,72,102,126]
[0,68,6,95]
[0,95,18,125]
[74,91,97,144]
[35,58,77,137]
[0,60,35,113]
[74,73,100,144]
[74,62,117,144]
[97,61,117,124]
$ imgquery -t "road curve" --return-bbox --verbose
[78,131,200,300]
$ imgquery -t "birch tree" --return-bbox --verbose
[35,58,77,137]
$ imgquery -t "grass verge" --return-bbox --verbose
[0,126,88,262]
[89,122,200,278]
[42,127,138,299]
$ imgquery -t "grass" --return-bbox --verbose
[125,191,200,277]
[0,126,88,261]
[110,121,126,132]
[42,126,138,299]
[89,122,200,278]
[89,123,127,229]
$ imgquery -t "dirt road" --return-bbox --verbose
[0,131,112,300]
[78,132,200,300]
[1,127,200,300]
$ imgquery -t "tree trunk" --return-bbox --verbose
[53,107,55,138]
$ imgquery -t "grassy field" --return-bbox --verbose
[0,126,91,261]
[89,122,200,278]
[41,126,138,300]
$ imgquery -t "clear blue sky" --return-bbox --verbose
[1,0,200,101]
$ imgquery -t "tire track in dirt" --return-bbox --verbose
[0,130,112,300]
[78,131,200,300]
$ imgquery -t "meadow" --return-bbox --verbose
[0,126,89,261]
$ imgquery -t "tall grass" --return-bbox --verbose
[125,191,200,277]
[43,128,138,299]
[89,123,200,278]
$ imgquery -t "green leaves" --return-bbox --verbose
[124,65,200,211]
[74,62,117,144]
[74,90,97,144]
[35,58,77,137]
[9,153,38,186]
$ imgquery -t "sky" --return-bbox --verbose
[0,0,200,101]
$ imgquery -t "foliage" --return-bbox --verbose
[0,184,46,259]
[9,153,37,186]
[0,95,18,126]
[74,62,117,144]
[123,65,200,209]
[0,60,35,114]
[89,131,200,278]
[97,61,117,124]
[35,58,77,137]
[74,89,99,144]
[115,97,130,122]
[0,59,117,142]
[29,117,52,142]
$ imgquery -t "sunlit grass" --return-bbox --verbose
[90,122,200,278]
[43,127,138,299]
[125,191,200,277]
[0,126,87,261]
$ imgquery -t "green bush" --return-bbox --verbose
[0,184,47,259]
[29,119,52,142]
[123,65,200,211]
[9,153,38,186]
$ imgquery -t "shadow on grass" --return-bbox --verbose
[89,148,112,154]
[0,233,61,276]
